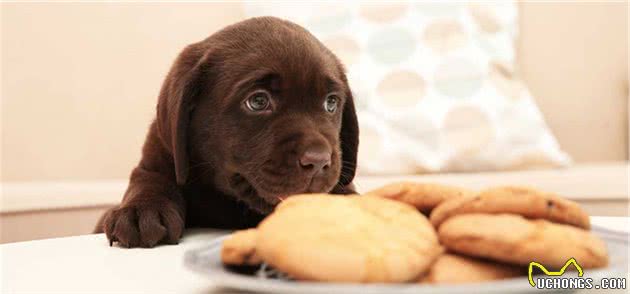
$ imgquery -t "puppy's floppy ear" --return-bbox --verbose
[338,75,359,187]
[156,44,211,185]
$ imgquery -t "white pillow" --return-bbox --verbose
[244,2,571,174]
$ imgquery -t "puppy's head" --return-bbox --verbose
[156,17,358,214]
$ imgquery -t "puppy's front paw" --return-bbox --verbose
[102,200,184,248]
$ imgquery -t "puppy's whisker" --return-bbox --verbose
[340,160,357,167]
[337,172,351,184]
[333,182,345,193]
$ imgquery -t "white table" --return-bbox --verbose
[2,217,629,294]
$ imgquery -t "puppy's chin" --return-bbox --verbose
[227,172,337,214]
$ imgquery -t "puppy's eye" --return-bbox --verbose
[324,94,339,113]
[245,91,271,112]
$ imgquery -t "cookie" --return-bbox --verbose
[256,194,443,283]
[365,182,473,214]
[221,229,262,266]
[438,214,608,269]
[430,186,590,229]
[420,253,523,284]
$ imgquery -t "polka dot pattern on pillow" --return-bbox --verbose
[244,1,570,174]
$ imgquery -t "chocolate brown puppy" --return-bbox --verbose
[95,17,359,248]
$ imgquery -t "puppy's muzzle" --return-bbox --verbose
[299,147,331,176]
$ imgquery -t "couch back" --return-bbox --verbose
[2,2,627,181]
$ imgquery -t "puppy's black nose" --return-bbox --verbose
[299,149,331,174]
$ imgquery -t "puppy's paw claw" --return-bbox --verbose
[101,200,184,248]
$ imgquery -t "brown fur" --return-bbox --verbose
[95,17,359,248]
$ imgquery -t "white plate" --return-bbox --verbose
[184,226,628,294]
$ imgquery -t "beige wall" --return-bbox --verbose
[2,2,628,182]
[2,3,245,181]
[518,2,628,163]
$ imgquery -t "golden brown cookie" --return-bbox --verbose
[221,229,262,266]
[430,186,590,229]
[256,194,443,283]
[420,253,523,284]
[438,214,608,269]
[365,182,473,214]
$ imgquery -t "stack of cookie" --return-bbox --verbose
[369,183,609,284]
[220,183,609,285]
